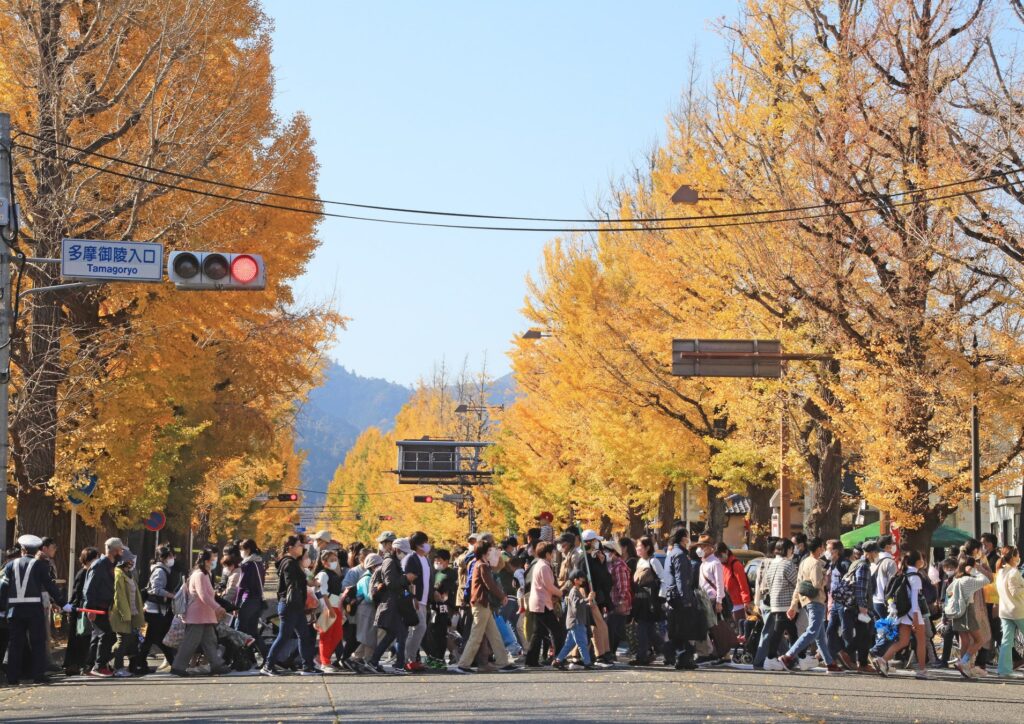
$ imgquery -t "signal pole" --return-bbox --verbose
[0,112,12,551]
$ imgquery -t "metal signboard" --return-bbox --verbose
[62,238,163,282]
[672,339,782,378]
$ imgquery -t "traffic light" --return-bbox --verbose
[378,515,394,521]
[413,495,434,503]
[276,493,298,502]
[167,251,266,290]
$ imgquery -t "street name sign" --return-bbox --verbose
[62,238,163,282]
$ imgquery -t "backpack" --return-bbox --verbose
[943,579,968,620]
[171,579,189,616]
[884,571,916,618]
[832,561,855,606]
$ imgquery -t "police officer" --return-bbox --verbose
[0,534,70,685]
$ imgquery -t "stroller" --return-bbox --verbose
[731,611,763,665]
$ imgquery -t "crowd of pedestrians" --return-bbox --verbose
[2,515,1023,684]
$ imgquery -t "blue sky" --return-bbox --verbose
[264,1,734,386]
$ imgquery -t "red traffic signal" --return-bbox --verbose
[413,495,434,503]
[277,493,298,502]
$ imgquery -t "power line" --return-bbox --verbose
[14,130,1024,225]
[12,141,1018,234]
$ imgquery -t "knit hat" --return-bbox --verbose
[376,531,396,544]
[364,554,383,569]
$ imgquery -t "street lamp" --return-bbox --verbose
[670,183,724,205]
[455,403,504,414]
[522,328,553,340]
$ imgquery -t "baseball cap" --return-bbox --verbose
[558,532,576,545]
[119,547,137,566]
[313,530,332,542]
[863,541,880,553]
[581,529,602,543]
[376,531,396,544]
[105,537,125,551]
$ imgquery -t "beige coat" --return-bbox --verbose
[791,555,827,608]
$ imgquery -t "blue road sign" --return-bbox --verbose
[62,238,163,282]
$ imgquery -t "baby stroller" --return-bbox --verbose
[731,611,763,665]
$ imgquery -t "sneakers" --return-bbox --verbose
[857,664,875,674]
[367,663,388,675]
[113,668,133,678]
[320,664,343,674]
[425,657,446,670]
[798,656,819,671]
[764,658,787,672]
[826,663,846,674]
[448,665,473,674]
[497,664,521,673]
[405,661,425,673]
[971,666,989,678]
[551,659,567,671]
[778,655,798,671]
[259,665,283,677]
[871,656,890,677]
[592,661,613,669]
[567,663,580,671]
[914,669,929,680]
[89,667,114,678]
[836,651,856,670]
[954,660,975,679]
[674,659,698,671]
[156,661,173,673]
[389,666,409,676]
[169,668,189,677]
[298,668,320,676]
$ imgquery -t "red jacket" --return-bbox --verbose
[723,556,752,606]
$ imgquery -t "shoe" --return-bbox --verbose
[89,667,115,678]
[298,668,319,676]
[478,663,498,673]
[552,659,567,670]
[857,664,875,674]
[871,656,889,677]
[798,656,818,671]
[914,669,929,680]
[368,663,388,675]
[583,664,595,670]
[971,666,989,678]
[497,664,521,673]
[764,658,787,672]
[211,667,233,676]
[778,655,798,671]
[321,664,342,674]
[32,676,54,686]
[448,665,473,674]
[929,661,948,670]
[628,658,652,667]
[837,651,856,670]
[954,660,974,679]
[593,661,613,669]
[567,662,580,670]
[674,660,698,671]
[170,668,189,677]
[259,665,282,677]
[155,661,173,673]
[826,663,845,674]
[113,668,133,678]
[405,661,425,672]
[389,666,409,676]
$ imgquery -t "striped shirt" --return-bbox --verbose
[764,556,798,613]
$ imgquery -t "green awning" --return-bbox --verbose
[840,521,973,548]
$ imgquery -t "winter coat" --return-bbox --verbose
[183,568,224,625]
[110,567,145,634]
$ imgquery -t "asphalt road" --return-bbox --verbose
[2,664,1022,723]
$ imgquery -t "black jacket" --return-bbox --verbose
[83,556,116,611]
[403,553,433,604]
[276,555,307,612]
[587,551,614,610]
[373,553,408,628]
[0,555,66,614]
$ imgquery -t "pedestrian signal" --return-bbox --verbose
[413,495,434,503]
[277,493,298,502]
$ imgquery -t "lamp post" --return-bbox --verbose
[971,333,981,539]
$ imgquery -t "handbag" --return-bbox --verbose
[162,615,186,649]
[315,605,338,633]
[797,580,820,599]
[708,617,739,657]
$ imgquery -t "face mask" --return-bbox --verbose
[422,543,431,554]
[889,546,898,555]
[823,551,833,562]
[696,547,706,559]
[166,558,175,568]
[487,550,500,567]
[434,562,445,571]
[327,561,339,571]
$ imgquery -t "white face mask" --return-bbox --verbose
[434,562,445,571]
[823,551,833,562]
[166,558,175,568]
[422,543,431,554]
[696,547,706,559]
[487,549,500,567]
[327,561,339,571]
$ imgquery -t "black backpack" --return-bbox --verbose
[884,571,918,618]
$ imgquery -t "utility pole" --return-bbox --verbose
[0,112,12,552]
[971,333,982,539]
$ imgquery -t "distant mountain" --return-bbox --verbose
[295,364,411,502]
[294,367,518,503]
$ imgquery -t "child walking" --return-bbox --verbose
[553,569,594,670]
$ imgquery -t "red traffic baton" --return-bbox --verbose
[75,607,107,615]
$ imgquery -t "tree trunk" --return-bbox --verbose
[626,502,646,539]
[704,483,726,539]
[657,484,676,541]
[747,483,773,552]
